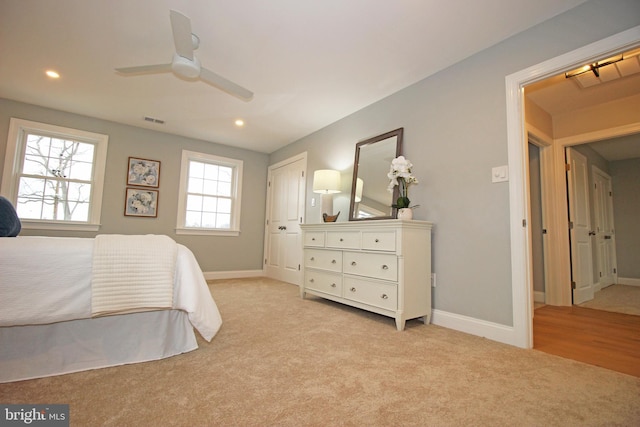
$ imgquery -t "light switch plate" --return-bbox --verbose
[492,165,509,183]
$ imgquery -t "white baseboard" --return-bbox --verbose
[618,277,640,287]
[431,309,518,347]
[203,270,265,280]
[534,291,545,303]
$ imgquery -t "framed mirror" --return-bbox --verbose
[349,128,403,221]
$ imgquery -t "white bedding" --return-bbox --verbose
[0,236,222,341]
[92,234,176,316]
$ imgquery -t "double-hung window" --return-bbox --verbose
[176,150,243,236]
[1,118,108,231]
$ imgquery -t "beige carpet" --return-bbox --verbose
[1,277,639,426]
[578,284,640,316]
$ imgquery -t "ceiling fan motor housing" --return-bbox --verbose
[172,53,200,79]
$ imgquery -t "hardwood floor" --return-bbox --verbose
[533,305,640,377]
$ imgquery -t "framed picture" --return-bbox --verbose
[127,157,160,188]
[124,188,158,217]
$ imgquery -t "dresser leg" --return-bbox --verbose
[422,313,431,325]
[395,317,406,331]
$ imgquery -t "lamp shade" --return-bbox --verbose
[313,169,341,194]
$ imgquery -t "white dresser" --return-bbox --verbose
[300,219,432,331]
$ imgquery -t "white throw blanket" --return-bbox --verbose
[91,234,177,316]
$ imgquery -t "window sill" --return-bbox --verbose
[21,220,100,232]
[175,227,240,237]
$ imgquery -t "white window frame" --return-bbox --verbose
[176,150,243,236]
[1,118,108,231]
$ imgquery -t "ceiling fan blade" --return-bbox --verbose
[170,10,194,60]
[115,63,173,74]
[200,67,254,102]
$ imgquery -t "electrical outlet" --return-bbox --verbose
[431,273,436,288]
[311,197,316,207]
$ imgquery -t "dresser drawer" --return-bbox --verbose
[305,270,342,297]
[362,231,396,252]
[343,252,398,281]
[326,231,360,249]
[305,249,342,272]
[304,232,325,247]
[343,277,397,311]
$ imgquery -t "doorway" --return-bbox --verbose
[505,25,640,349]
[527,142,546,306]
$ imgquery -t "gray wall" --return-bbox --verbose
[0,98,269,272]
[611,157,640,279]
[270,0,640,326]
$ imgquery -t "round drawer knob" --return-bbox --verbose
[382,265,389,270]
[311,237,316,241]
[351,261,357,266]
[310,257,315,261]
[309,278,314,283]
[331,259,336,264]
[381,294,388,299]
[331,283,337,288]
[375,238,379,243]
[350,287,356,292]
[340,238,344,242]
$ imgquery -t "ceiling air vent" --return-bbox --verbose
[143,116,165,124]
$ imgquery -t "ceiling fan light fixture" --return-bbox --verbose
[171,54,201,79]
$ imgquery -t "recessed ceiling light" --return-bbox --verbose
[45,70,60,79]
[235,119,245,127]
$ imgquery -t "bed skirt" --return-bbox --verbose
[0,309,197,383]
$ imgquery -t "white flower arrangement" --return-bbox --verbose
[387,156,419,209]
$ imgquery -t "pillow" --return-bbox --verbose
[0,196,21,237]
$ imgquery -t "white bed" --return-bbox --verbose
[0,235,222,383]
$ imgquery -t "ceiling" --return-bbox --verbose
[526,49,640,161]
[0,0,590,154]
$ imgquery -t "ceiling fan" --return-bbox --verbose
[115,10,253,102]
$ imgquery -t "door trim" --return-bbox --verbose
[505,25,640,349]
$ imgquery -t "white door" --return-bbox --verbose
[566,148,594,304]
[592,167,617,289]
[264,155,306,285]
